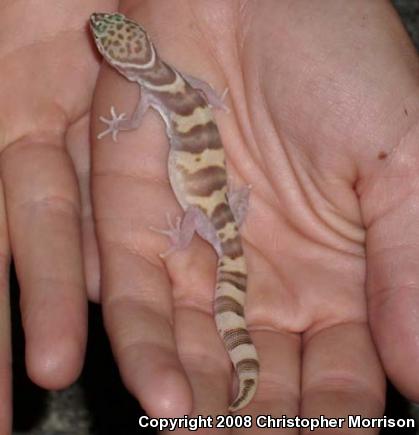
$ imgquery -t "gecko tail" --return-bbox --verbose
[229,365,259,412]
[214,254,259,412]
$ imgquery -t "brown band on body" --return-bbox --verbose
[141,59,177,86]
[217,270,247,292]
[211,202,235,230]
[214,296,244,317]
[173,122,223,153]
[223,328,252,351]
[157,85,208,116]
[182,166,227,197]
[221,235,244,259]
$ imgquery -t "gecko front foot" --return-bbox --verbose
[98,106,127,142]
[214,87,230,113]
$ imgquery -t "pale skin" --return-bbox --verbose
[0,0,419,434]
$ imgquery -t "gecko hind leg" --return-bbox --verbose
[150,210,198,258]
[150,207,221,258]
[97,91,154,142]
[182,73,230,113]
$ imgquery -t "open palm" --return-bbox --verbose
[92,0,419,429]
[1,0,418,433]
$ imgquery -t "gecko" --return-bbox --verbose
[90,12,259,412]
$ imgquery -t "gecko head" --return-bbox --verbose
[90,13,155,74]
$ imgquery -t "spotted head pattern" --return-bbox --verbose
[90,13,156,77]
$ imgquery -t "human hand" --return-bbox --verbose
[91,0,419,431]
[0,0,116,432]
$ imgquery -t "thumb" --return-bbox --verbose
[361,123,419,402]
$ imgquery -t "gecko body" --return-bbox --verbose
[90,12,259,411]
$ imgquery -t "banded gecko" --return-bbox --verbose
[90,12,259,411]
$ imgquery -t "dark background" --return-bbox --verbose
[11,1,419,434]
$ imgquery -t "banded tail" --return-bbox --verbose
[212,204,259,411]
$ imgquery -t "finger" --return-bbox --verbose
[153,237,231,419]
[92,62,193,417]
[302,323,385,434]
[100,245,193,418]
[175,307,231,415]
[361,126,419,401]
[0,182,12,434]
[0,138,87,388]
[66,114,101,301]
[93,167,193,420]
[235,330,300,434]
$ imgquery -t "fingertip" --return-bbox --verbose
[26,334,85,389]
[370,286,419,402]
[377,338,419,403]
[143,367,193,418]
[122,360,192,418]
[21,282,88,389]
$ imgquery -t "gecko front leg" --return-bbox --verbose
[181,73,230,113]
[98,90,155,141]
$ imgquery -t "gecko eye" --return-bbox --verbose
[113,14,125,21]
[96,23,107,34]
[90,13,127,34]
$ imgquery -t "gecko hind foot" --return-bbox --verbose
[228,183,251,227]
[150,213,185,258]
[98,106,127,142]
